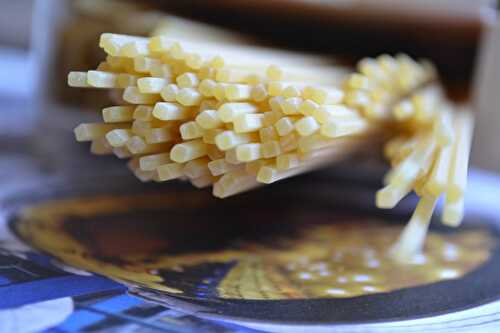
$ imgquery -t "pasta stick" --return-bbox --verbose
[433,107,455,147]
[96,62,113,72]
[157,162,184,181]
[87,71,119,88]
[421,144,453,197]
[74,123,128,142]
[245,159,273,175]
[131,120,153,137]
[442,196,465,227]
[320,118,370,138]
[206,144,225,160]
[345,73,377,91]
[121,40,151,58]
[90,138,113,155]
[275,117,299,136]
[298,133,337,153]
[217,103,258,122]
[183,157,211,179]
[233,114,264,133]
[282,86,303,98]
[199,79,217,97]
[224,148,243,165]
[196,110,223,129]
[133,105,154,121]
[259,126,279,143]
[202,128,224,145]
[185,53,223,70]
[390,137,419,166]
[308,86,344,105]
[389,134,436,187]
[153,102,191,121]
[208,159,240,176]
[100,33,149,57]
[295,116,320,137]
[126,137,171,155]
[199,67,217,80]
[257,155,332,184]
[68,72,91,88]
[376,182,414,209]
[170,139,207,163]
[218,84,252,102]
[180,121,204,140]
[176,72,199,88]
[117,74,140,88]
[267,96,284,112]
[137,77,170,94]
[384,136,408,160]
[149,63,173,79]
[390,196,438,261]
[144,126,179,143]
[106,56,135,73]
[213,170,260,198]
[299,99,319,116]
[102,106,135,123]
[215,131,258,151]
[261,141,282,158]
[358,58,392,85]
[160,84,180,102]
[276,153,301,171]
[266,64,348,84]
[393,100,415,121]
[123,87,161,104]
[279,132,299,153]
[176,88,203,106]
[262,110,284,127]
[447,111,474,202]
[236,143,262,162]
[412,85,441,123]
[139,153,171,171]
[128,159,155,182]
[216,67,265,84]
[312,105,359,125]
[134,56,161,73]
[281,97,303,115]
[268,82,310,97]
[112,147,132,159]
[190,175,217,188]
[199,99,220,112]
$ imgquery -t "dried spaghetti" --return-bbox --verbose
[70,33,473,260]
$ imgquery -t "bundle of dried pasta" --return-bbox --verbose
[380,103,473,260]
[339,55,474,260]
[69,33,471,259]
[70,33,371,197]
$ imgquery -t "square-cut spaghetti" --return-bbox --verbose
[69,32,473,261]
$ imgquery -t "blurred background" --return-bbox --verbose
[0,0,499,184]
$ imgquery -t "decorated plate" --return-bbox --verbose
[2,171,500,325]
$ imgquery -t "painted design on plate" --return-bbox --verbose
[14,193,494,300]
